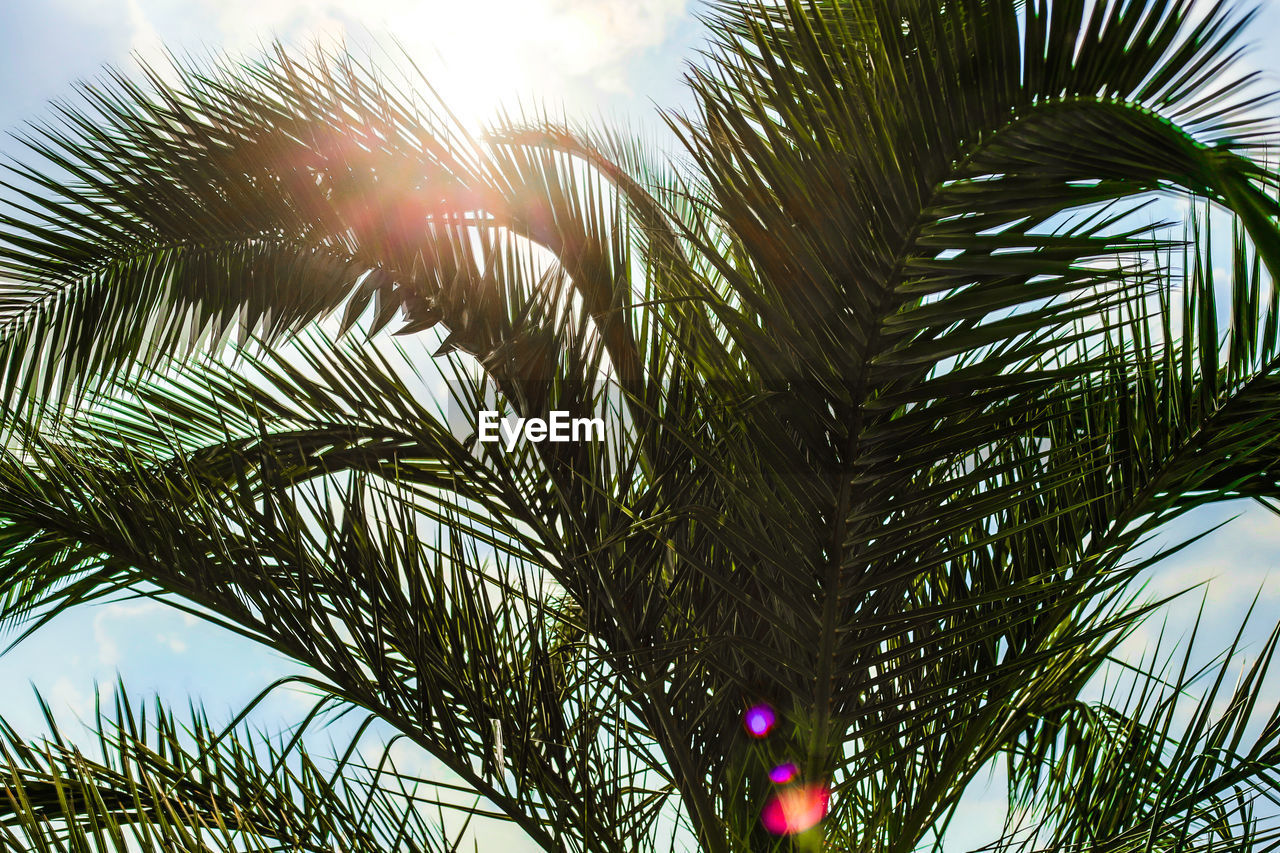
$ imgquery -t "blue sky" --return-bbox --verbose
[3,1,1280,850]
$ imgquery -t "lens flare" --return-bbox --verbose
[761,782,830,835]
[743,704,776,738]
[768,762,799,784]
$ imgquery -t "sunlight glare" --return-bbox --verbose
[761,783,830,836]
[352,0,686,126]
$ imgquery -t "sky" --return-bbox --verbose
[3,1,1280,851]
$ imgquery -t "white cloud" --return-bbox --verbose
[155,632,187,653]
[47,675,91,722]
[92,600,170,665]
[118,0,689,122]
[125,0,165,66]
[1144,509,1280,611]
[93,610,121,666]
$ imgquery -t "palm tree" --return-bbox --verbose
[3,0,1280,850]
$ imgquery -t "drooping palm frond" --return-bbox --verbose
[0,45,659,424]
[0,685,477,853]
[0,325,693,853]
[1000,606,1280,853]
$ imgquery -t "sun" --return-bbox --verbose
[336,0,651,128]
[124,0,689,130]
[387,0,560,123]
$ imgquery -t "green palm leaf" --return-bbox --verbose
[3,0,1280,851]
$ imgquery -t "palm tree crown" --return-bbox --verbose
[2,1,1280,851]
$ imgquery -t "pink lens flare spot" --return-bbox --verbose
[761,782,830,835]
[743,704,776,738]
[768,762,799,784]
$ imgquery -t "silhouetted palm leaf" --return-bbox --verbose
[3,0,1280,851]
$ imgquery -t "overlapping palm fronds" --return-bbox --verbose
[2,0,1280,850]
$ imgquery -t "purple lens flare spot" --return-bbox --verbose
[743,704,776,738]
[768,762,799,784]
